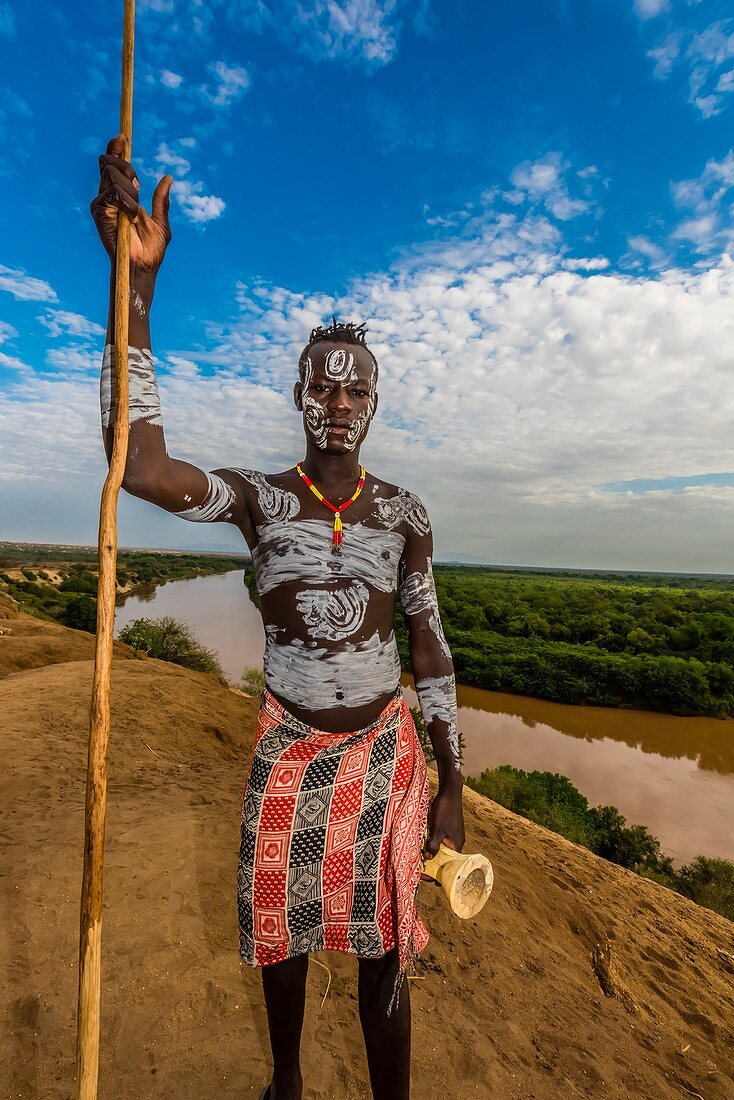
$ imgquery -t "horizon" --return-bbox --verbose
[1,1,734,570]
[4,537,734,581]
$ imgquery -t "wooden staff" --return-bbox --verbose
[75,2,135,1097]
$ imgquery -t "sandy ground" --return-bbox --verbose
[1,603,733,1099]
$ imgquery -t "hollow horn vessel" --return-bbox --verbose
[422,842,494,919]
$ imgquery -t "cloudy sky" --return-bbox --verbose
[1,0,733,569]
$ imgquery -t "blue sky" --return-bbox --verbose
[1,0,734,569]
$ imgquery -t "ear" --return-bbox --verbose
[372,391,379,418]
[293,381,303,410]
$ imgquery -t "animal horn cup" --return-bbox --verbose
[422,842,494,919]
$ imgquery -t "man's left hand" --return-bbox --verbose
[420,786,465,882]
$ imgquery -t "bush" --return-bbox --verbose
[240,667,265,695]
[63,595,98,633]
[674,856,734,921]
[118,616,223,676]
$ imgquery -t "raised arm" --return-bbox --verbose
[399,502,465,857]
[90,135,253,540]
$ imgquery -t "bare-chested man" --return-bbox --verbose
[91,134,465,1100]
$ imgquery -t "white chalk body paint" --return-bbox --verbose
[130,289,147,318]
[230,469,300,522]
[264,630,401,710]
[300,355,329,449]
[374,489,430,535]
[252,519,404,596]
[101,344,163,427]
[400,560,452,661]
[173,472,237,523]
[324,348,356,383]
[415,673,461,770]
[295,581,369,640]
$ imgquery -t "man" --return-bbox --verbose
[91,134,465,1100]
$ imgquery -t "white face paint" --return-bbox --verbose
[374,488,430,535]
[251,519,404,596]
[300,348,378,453]
[173,472,237,523]
[300,355,330,449]
[231,469,300,523]
[323,348,357,383]
[264,630,401,710]
[296,581,369,640]
[101,344,162,428]
[414,673,461,771]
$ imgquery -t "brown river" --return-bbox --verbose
[116,570,733,868]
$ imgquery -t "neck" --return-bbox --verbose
[300,443,362,486]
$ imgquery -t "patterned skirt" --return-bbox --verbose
[237,686,431,1014]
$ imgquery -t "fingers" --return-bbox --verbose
[150,174,173,237]
[92,164,139,221]
[99,134,140,192]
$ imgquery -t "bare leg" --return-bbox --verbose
[261,953,308,1100]
[358,947,411,1100]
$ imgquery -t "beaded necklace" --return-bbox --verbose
[296,463,366,554]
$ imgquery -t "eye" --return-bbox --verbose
[352,389,367,397]
[311,384,329,393]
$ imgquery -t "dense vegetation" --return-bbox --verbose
[468,763,734,922]
[393,565,734,718]
[0,543,247,632]
[118,616,223,676]
[244,562,734,716]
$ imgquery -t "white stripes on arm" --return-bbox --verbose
[100,344,163,428]
[172,472,238,523]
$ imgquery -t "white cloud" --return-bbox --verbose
[0,351,31,372]
[38,310,105,339]
[506,153,596,222]
[633,0,669,20]
[4,200,734,568]
[204,60,250,107]
[45,346,102,375]
[671,150,734,252]
[160,69,184,89]
[0,320,18,343]
[563,257,610,271]
[0,264,57,302]
[647,32,682,80]
[173,178,226,223]
[627,235,669,268]
[156,141,192,177]
[226,0,407,69]
[642,13,734,116]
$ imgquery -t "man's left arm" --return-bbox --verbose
[400,503,465,859]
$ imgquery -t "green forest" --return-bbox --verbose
[394,565,734,718]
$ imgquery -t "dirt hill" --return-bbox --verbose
[1,605,732,1099]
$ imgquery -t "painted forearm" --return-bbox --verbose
[401,559,462,777]
[100,343,163,429]
[415,673,462,778]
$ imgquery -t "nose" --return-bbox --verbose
[326,384,353,414]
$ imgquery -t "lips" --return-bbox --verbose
[326,419,351,429]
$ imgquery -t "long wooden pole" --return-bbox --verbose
[75,3,135,1097]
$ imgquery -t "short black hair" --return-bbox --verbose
[298,317,378,381]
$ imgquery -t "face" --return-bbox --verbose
[294,341,378,454]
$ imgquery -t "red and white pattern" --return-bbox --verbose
[237,688,430,1014]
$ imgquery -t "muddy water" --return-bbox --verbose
[117,571,733,866]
